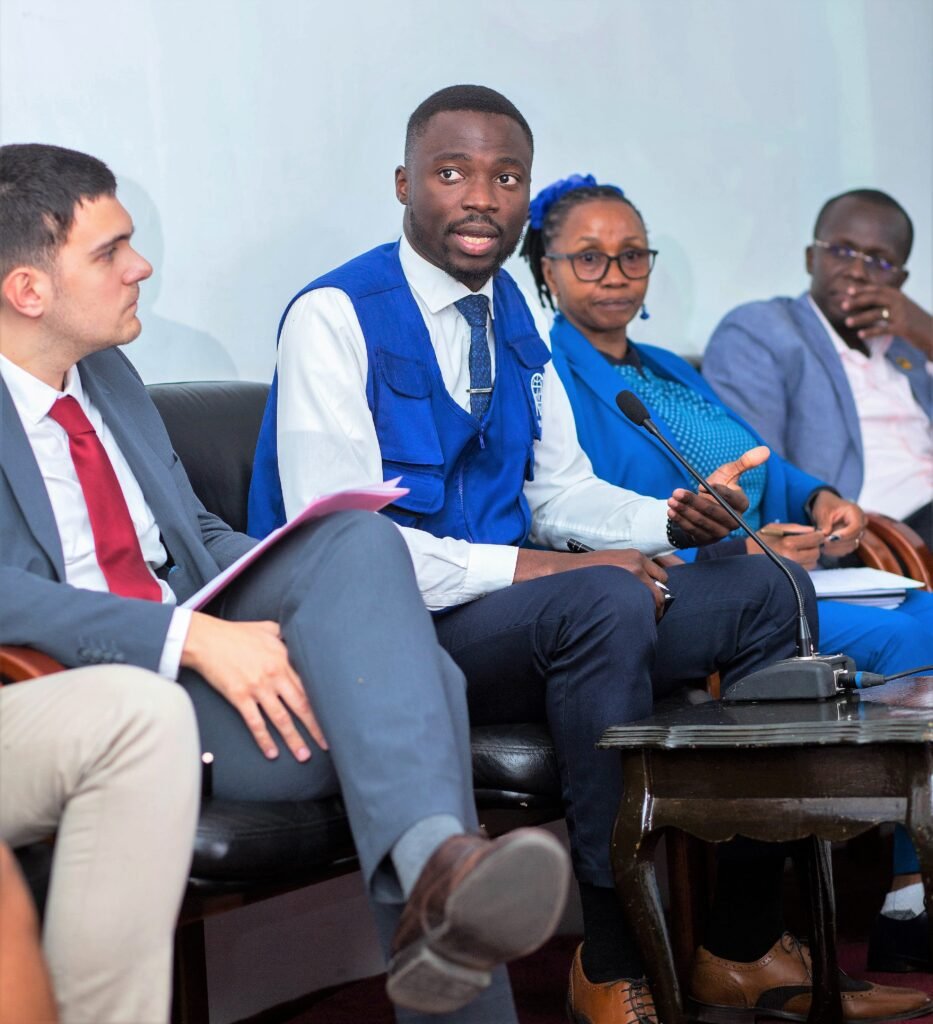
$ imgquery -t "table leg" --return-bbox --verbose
[802,837,844,1024]
[612,756,687,1024]
[907,747,933,964]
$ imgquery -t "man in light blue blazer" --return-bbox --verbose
[704,189,932,545]
[0,143,569,1024]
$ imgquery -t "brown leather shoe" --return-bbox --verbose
[567,944,658,1023]
[689,932,933,1022]
[386,828,570,1014]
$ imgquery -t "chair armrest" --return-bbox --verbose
[864,514,933,591]
[856,527,902,576]
[0,647,64,685]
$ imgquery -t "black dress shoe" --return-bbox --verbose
[867,911,932,973]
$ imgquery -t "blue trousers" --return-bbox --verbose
[434,554,814,889]
[819,591,933,679]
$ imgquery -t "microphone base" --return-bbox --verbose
[722,653,857,702]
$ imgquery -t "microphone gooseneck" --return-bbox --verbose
[616,390,814,658]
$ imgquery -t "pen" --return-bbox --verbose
[758,527,843,543]
[758,527,819,539]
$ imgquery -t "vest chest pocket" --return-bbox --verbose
[373,349,445,516]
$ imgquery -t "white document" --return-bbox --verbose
[809,566,924,609]
[182,479,408,610]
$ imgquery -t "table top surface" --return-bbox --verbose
[599,677,933,750]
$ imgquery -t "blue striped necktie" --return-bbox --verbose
[454,293,492,418]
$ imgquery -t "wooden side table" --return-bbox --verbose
[598,678,933,1024]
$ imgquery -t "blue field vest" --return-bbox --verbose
[248,243,552,546]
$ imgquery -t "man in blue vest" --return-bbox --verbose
[250,87,927,1024]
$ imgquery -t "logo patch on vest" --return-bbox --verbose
[530,372,544,419]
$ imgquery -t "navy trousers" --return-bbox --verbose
[435,555,817,888]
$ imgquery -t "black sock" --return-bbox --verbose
[579,882,644,982]
[704,838,788,962]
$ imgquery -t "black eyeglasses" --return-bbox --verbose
[812,239,903,278]
[545,248,658,282]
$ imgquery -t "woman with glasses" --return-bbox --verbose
[520,175,933,998]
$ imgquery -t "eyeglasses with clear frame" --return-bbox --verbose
[545,247,658,282]
[812,239,903,279]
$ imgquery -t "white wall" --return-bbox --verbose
[2,0,930,384]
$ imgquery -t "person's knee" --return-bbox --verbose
[306,510,410,572]
[553,565,657,644]
[730,556,813,634]
[95,668,200,763]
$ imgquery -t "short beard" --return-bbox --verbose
[408,209,521,291]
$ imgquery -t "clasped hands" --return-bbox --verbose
[750,490,866,569]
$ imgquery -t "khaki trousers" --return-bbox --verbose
[0,667,200,1024]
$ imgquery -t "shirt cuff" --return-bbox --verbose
[464,543,519,600]
[159,607,193,680]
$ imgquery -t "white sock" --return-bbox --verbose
[881,881,925,918]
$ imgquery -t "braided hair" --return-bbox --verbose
[520,179,644,310]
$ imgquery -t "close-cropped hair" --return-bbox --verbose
[814,188,914,261]
[520,183,642,310]
[0,143,117,283]
[405,84,534,164]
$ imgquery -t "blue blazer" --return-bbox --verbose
[702,292,933,501]
[0,349,255,670]
[549,315,824,560]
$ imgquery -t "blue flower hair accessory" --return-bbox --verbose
[528,174,624,230]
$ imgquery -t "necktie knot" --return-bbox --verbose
[454,294,489,329]
[47,395,95,436]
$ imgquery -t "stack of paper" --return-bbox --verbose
[809,567,925,609]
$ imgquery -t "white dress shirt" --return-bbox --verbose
[0,355,191,677]
[276,235,669,610]
[808,298,933,519]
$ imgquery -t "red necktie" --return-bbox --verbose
[47,395,162,601]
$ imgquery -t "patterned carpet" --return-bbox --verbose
[243,934,933,1024]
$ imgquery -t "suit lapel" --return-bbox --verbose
[790,294,863,462]
[553,317,685,471]
[0,376,66,576]
[77,360,208,586]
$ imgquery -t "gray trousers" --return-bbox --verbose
[180,511,516,1023]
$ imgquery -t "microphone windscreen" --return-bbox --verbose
[616,390,650,426]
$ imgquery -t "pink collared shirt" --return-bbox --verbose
[809,297,933,519]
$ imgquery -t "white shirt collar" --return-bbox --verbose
[807,293,892,363]
[398,233,496,319]
[0,354,85,426]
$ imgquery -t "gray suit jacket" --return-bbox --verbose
[702,292,933,501]
[0,348,256,670]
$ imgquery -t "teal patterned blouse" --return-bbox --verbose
[611,360,767,531]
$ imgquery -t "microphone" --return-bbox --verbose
[616,389,861,701]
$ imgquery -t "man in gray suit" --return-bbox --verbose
[704,189,932,545]
[0,143,569,1023]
